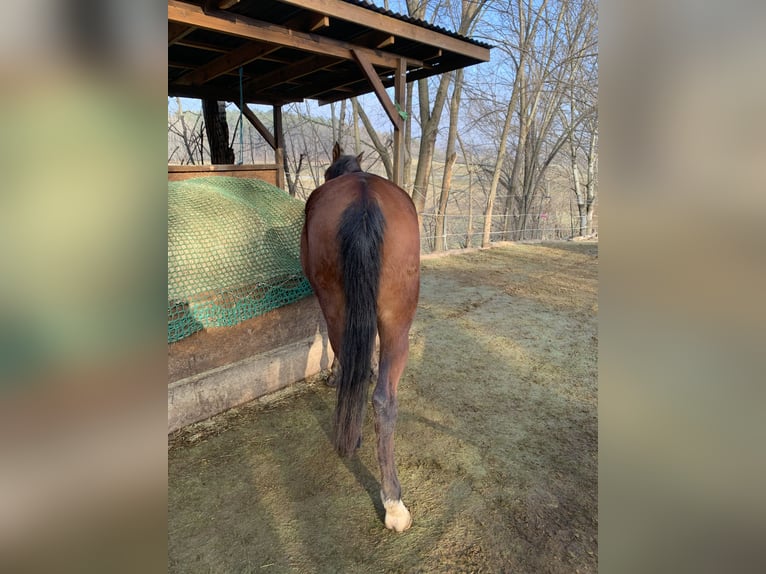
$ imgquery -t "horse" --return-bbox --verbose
[300,143,420,532]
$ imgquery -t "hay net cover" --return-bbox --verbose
[168,176,312,343]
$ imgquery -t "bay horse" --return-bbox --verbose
[300,143,420,532]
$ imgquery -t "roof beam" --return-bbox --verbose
[313,72,390,104]
[235,103,276,149]
[168,0,421,70]
[351,30,395,50]
[351,49,402,130]
[168,22,195,46]
[174,38,228,53]
[277,0,490,62]
[174,42,281,86]
[168,82,293,106]
[308,14,330,32]
[204,0,240,11]
[376,35,395,49]
[245,54,340,92]
[174,9,338,87]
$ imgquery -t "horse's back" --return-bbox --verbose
[302,172,419,323]
[305,172,414,225]
[304,172,418,255]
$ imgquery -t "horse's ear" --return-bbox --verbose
[356,151,364,165]
[332,142,342,161]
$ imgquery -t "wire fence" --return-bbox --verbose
[419,212,597,253]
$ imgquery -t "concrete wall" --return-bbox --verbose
[168,296,334,433]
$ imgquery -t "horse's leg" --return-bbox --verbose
[326,356,340,387]
[326,306,378,387]
[373,326,412,532]
[313,288,344,389]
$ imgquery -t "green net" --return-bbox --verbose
[168,176,313,343]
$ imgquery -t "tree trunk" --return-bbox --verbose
[434,69,464,252]
[202,99,234,164]
[175,96,197,165]
[571,123,597,237]
[354,97,393,179]
[403,80,414,191]
[455,132,474,249]
[352,98,361,154]
[482,96,516,247]
[407,0,486,231]
[585,128,597,234]
[502,118,525,241]
[411,73,451,219]
[571,150,587,237]
[434,152,456,251]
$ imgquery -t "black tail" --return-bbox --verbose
[334,184,385,457]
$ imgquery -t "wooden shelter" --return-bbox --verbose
[168,0,491,187]
[167,0,490,432]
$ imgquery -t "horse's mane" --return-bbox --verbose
[324,155,363,181]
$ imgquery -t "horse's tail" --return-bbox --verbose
[334,183,385,457]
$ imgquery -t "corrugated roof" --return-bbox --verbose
[168,0,492,106]
[341,0,493,49]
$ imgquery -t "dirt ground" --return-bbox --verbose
[168,241,598,573]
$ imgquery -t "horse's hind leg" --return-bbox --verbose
[326,356,340,387]
[326,336,378,387]
[372,326,412,532]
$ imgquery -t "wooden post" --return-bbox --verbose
[393,57,406,188]
[273,105,286,191]
[236,102,276,149]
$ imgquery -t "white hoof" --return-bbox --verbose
[382,495,412,532]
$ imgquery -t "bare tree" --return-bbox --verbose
[354,97,394,179]
[433,68,463,251]
[561,1,599,236]
[168,97,203,165]
[481,0,545,247]
[476,0,597,245]
[407,0,486,224]
[569,116,598,236]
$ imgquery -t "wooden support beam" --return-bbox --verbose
[186,11,338,91]
[169,61,196,70]
[351,49,402,131]
[245,54,339,93]
[174,38,229,53]
[277,0,490,63]
[183,14,331,88]
[377,35,395,49]
[169,22,195,46]
[313,77,384,104]
[273,106,286,190]
[350,30,395,50]
[309,15,330,31]
[168,82,291,106]
[174,42,280,86]
[235,103,276,150]
[285,12,330,34]
[204,0,240,12]
[168,0,421,70]
[392,57,406,188]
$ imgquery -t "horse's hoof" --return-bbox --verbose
[382,497,412,532]
[325,372,337,387]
